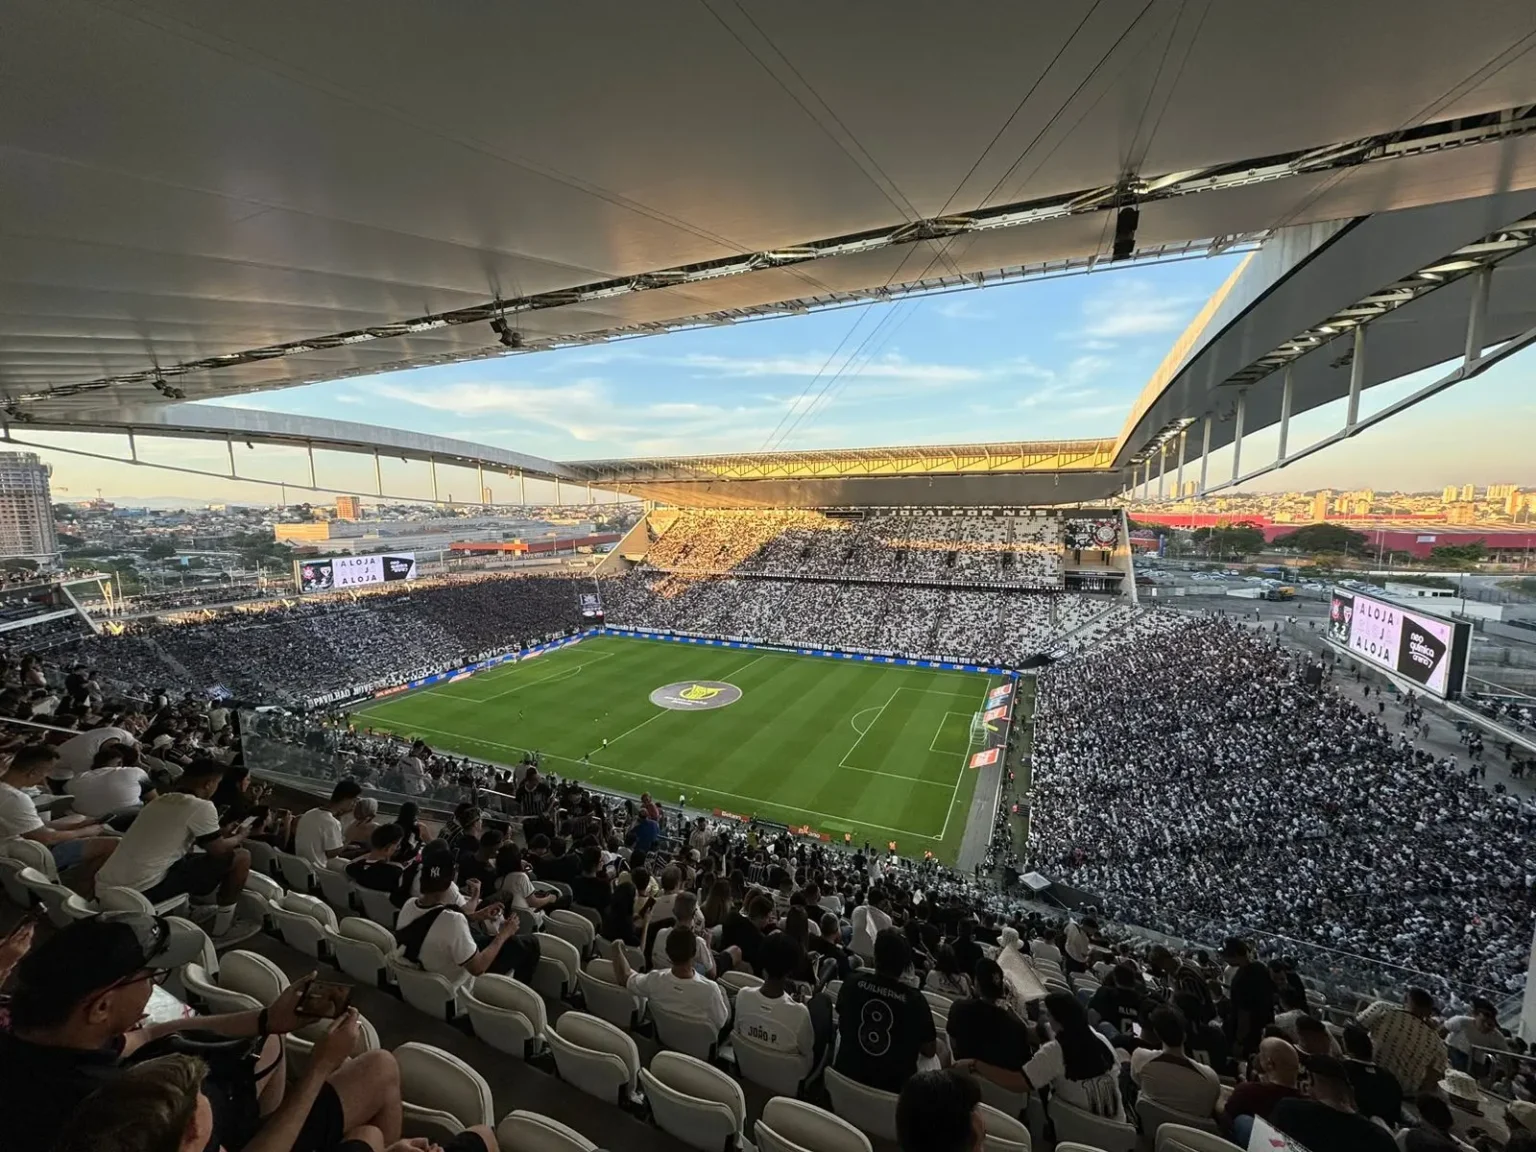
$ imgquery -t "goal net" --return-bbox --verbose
[968,711,989,748]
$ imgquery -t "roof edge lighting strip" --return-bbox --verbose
[13,105,1536,406]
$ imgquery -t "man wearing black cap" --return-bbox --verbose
[395,855,529,989]
[0,913,404,1151]
[1270,1055,1399,1152]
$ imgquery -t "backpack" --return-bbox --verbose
[395,904,458,965]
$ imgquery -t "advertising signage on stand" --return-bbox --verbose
[295,552,417,594]
[1327,587,1470,698]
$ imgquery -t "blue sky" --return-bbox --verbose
[24,253,1536,503]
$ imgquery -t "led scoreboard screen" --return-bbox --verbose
[296,552,417,594]
[1327,587,1468,698]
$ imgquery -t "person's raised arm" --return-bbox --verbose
[242,1011,362,1152]
[463,913,520,977]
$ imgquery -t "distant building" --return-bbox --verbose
[1508,489,1526,517]
[481,486,493,505]
[1311,490,1332,522]
[335,496,362,520]
[1460,483,1476,502]
[1181,480,1196,498]
[1352,498,1371,516]
[1446,504,1477,524]
[1488,483,1517,501]
[0,452,59,561]
[1442,485,1459,504]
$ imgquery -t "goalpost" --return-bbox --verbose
[968,711,989,748]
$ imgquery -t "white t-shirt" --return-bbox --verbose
[1023,1033,1124,1119]
[1130,1049,1221,1116]
[0,780,43,838]
[734,987,815,1063]
[67,766,150,819]
[650,891,682,924]
[295,808,344,870]
[396,899,478,991]
[97,792,220,891]
[626,968,730,1032]
[851,904,892,952]
[52,727,137,780]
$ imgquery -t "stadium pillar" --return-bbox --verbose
[1465,265,1491,365]
[226,435,236,479]
[477,463,485,507]
[373,451,382,497]
[519,470,526,505]
[555,476,562,505]
[430,457,438,502]
[307,442,317,489]
[1346,325,1366,430]
[1198,416,1211,494]
[1277,365,1294,463]
[1156,442,1167,500]
[1230,391,1246,482]
[1174,428,1187,497]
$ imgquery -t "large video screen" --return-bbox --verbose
[296,552,417,594]
[1327,588,1465,697]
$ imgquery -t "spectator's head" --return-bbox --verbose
[50,1053,213,1152]
[1220,937,1250,965]
[758,931,802,984]
[1305,1056,1357,1111]
[4,742,58,783]
[609,881,637,923]
[896,1069,983,1152]
[1471,996,1499,1029]
[496,844,525,876]
[660,865,681,893]
[460,807,483,837]
[368,824,404,854]
[1340,1022,1373,1061]
[1146,944,1175,974]
[873,928,911,979]
[1148,1006,1186,1050]
[580,846,602,876]
[819,911,840,940]
[1110,962,1138,989]
[329,779,361,812]
[1404,986,1436,1018]
[973,958,1007,1003]
[1279,985,1308,1011]
[665,923,698,970]
[1294,1015,1331,1055]
[673,891,699,926]
[395,801,419,829]
[177,759,227,798]
[1256,1036,1300,1085]
[91,741,129,769]
[9,915,201,1040]
[746,893,774,926]
[350,797,378,824]
[478,828,505,856]
[419,857,454,898]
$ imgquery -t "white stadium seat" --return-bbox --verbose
[640,1050,748,1152]
[463,973,547,1060]
[545,1011,639,1106]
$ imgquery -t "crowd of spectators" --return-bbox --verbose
[640,508,1105,590]
[1030,616,1536,999]
[64,573,593,706]
[602,574,1111,665]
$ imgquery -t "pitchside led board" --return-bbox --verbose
[1327,587,1470,699]
[295,552,417,594]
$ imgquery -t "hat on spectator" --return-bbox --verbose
[14,914,201,1007]
[1506,1101,1536,1133]
[420,857,454,895]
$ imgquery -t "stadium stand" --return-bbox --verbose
[4,546,1536,1151]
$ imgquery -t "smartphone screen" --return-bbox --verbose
[297,980,352,1019]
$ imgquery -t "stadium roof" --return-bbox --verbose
[6,0,1536,423]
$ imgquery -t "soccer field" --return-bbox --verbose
[352,635,996,862]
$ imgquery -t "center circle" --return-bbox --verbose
[650,680,743,711]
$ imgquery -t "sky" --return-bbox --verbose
[21,253,1536,505]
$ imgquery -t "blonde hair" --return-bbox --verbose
[52,1053,207,1152]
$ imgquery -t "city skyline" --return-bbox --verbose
[18,253,1536,505]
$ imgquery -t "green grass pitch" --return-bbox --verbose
[353,635,996,862]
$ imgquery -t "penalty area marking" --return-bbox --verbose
[929,711,974,755]
[850,707,881,735]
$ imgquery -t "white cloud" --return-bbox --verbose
[1076,279,1201,341]
[934,296,994,321]
[679,351,987,385]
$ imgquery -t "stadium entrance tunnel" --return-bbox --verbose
[649,680,743,710]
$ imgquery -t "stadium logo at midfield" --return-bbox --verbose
[650,680,742,711]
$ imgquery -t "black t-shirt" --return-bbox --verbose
[1271,1098,1398,1152]
[1344,1058,1403,1126]
[1226,963,1276,1048]
[346,857,405,894]
[571,873,612,911]
[720,913,767,971]
[1186,1022,1234,1076]
[1088,984,1146,1035]
[834,971,937,1092]
[946,999,1034,1071]
[0,1031,132,1149]
[535,852,582,885]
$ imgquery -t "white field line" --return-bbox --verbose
[837,688,899,770]
[930,711,972,754]
[477,651,615,702]
[938,678,996,842]
[850,706,881,736]
[370,720,938,839]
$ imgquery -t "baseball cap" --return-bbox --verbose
[14,914,202,1007]
[419,857,454,895]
